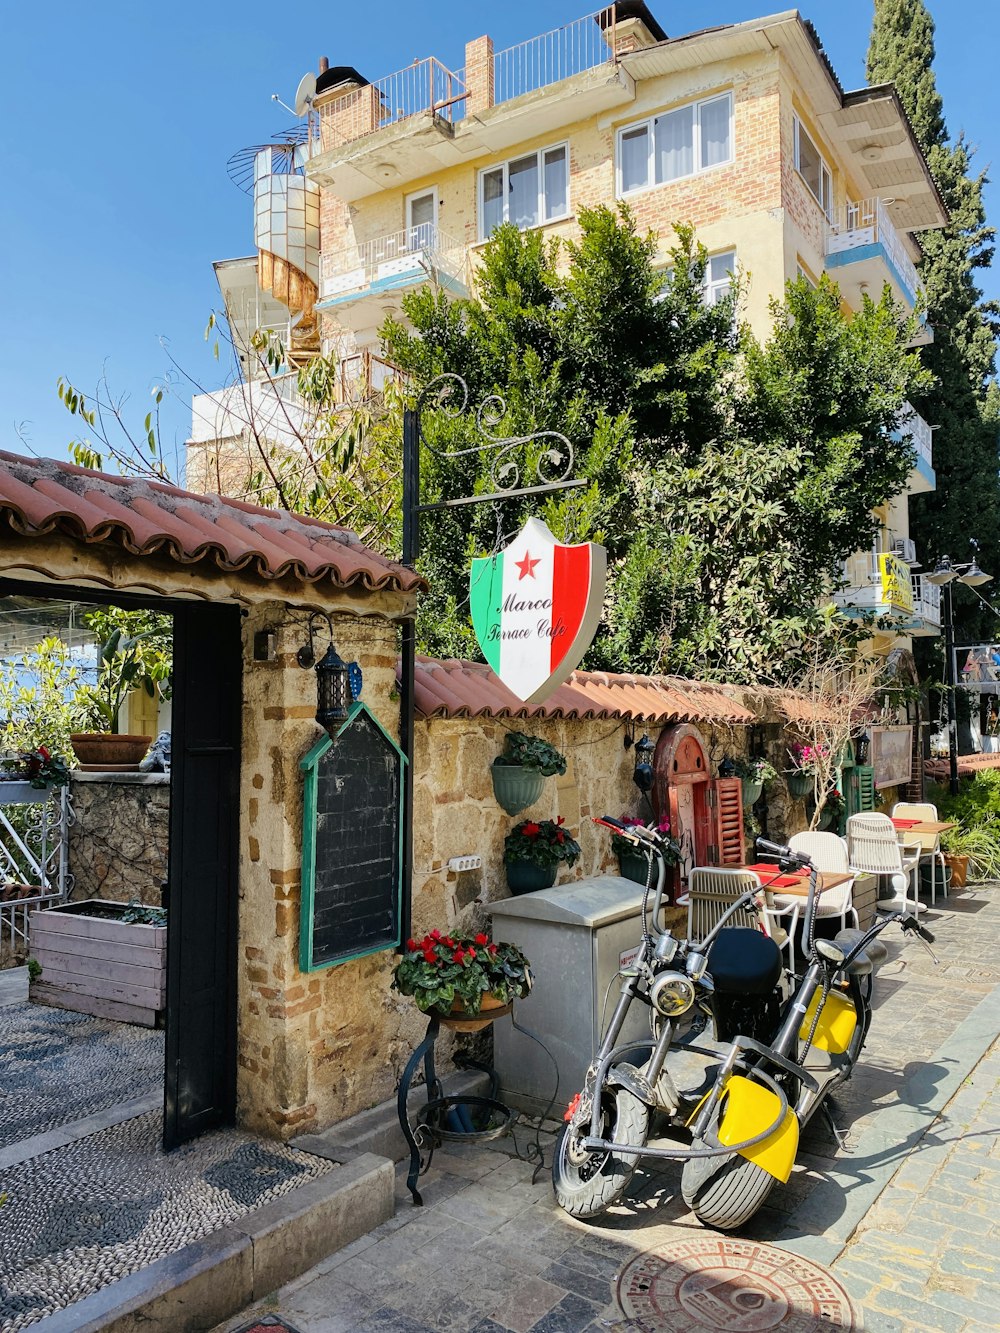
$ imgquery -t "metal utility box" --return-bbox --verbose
[489,875,651,1113]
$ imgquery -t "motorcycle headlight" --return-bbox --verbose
[649,970,696,1017]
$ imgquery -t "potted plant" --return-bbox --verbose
[392,929,533,1031]
[817,786,846,831]
[734,756,778,807]
[611,814,682,885]
[786,743,828,800]
[490,732,567,817]
[503,817,581,894]
[71,610,172,770]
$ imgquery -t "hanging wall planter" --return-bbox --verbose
[505,861,558,895]
[740,779,763,807]
[786,771,813,800]
[490,760,546,817]
[490,733,567,818]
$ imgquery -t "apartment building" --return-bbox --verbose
[190,2,947,646]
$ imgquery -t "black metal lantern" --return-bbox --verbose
[718,757,736,779]
[297,613,350,735]
[633,732,655,793]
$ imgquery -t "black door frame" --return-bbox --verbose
[0,576,242,1148]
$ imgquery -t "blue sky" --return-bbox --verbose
[1,1,995,477]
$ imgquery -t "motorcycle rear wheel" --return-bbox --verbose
[681,1145,776,1231]
[552,1087,649,1219]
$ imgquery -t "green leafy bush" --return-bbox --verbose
[929,773,1000,880]
[495,732,567,777]
[504,818,581,868]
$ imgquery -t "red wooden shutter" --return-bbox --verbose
[711,777,745,866]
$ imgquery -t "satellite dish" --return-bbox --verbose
[294,71,317,117]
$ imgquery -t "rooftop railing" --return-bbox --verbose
[827,197,920,301]
[319,57,466,149]
[493,7,616,106]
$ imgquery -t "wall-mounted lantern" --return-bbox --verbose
[296,613,350,735]
[632,733,655,793]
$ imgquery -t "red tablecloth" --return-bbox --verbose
[891,817,919,829]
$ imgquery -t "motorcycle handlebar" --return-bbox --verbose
[901,915,936,944]
[755,836,813,870]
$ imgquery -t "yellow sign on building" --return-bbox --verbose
[878,553,915,613]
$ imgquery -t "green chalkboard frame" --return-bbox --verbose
[299,701,408,972]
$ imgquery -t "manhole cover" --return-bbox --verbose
[617,1239,858,1332]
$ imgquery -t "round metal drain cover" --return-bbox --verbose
[617,1238,858,1332]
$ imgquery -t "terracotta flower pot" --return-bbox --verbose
[70,733,152,770]
[942,854,968,887]
[504,861,558,895]
[434,992,513,1032]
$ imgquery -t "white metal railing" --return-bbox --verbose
[827,197,920,300]
[0,783,72,954]
[320,224,467,298]
[319,58,466,149]
[911,574,942,628]
[493,7,616,105]
[897,401,933,470]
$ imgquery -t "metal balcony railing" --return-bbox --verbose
[320,224,467,298]
[826,197,920,301]
[493,7,617,105]
[0,783,72,955]
[897,402,933,470]
[911,574,942,628]
[319,57,467,149]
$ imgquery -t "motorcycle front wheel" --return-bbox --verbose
[552,1087,649,1219]
[680,1144,776,1231]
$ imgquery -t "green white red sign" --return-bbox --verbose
[469,517,607,703]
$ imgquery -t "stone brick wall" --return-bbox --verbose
[66,774,170,906]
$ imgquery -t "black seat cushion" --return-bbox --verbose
[708,927,783,995]
[835,928,888,974]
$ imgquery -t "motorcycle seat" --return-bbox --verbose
[834,928,888,975]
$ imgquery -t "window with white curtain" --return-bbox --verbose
[478,144,570,240]
[617,92,733,196]
[794,117,833,219]
[704,251,736,305]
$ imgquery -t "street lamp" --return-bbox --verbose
[925,541,993,793]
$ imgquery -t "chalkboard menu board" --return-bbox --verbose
[299,703,406,971]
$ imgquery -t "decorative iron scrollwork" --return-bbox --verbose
[415,373,574,494]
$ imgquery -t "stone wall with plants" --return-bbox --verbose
[66,774,170,906]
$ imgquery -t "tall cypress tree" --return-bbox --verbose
[868,0,1000,643]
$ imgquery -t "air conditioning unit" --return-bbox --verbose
[892,538,917,564]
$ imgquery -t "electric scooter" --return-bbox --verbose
[552,819,938,1230]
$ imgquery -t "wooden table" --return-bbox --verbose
[735,867,852,898]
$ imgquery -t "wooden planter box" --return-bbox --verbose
[29,898,166,1027]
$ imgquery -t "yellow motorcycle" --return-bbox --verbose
[552,825,937,1230]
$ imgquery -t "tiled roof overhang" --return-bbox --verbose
[408,656,755,724]
[0,452,427,596]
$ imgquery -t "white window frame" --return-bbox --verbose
[616,91,734,198]
[704,249,736,306]
[793,117,833,220]
[405,187,438,248]
[477,142,570,241]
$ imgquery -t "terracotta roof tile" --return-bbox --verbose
[408,657,755,724]
[0,452,426,596]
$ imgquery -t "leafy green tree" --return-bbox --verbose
[868,0,1000,642]
[0,637,84,763]
[385,208,929,678]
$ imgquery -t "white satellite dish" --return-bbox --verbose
[294,71,317,117]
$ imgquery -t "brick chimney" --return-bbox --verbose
[464,35,494,115]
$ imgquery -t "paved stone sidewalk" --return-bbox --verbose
[208,884,999,1333]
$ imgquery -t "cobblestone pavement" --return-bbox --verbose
[199,881,994,1332]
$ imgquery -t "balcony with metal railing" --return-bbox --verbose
[316,224,468,338]
[894,401,936,495]
[825,198,931,343]
[832,548,941,638]
[307,8,632,201]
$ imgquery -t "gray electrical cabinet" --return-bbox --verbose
[488,876,652,1113]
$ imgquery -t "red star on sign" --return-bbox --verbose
[515,551,541,580]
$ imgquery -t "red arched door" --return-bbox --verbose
[653,724,745,883]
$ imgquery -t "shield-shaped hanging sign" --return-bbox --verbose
[470,517,607,703]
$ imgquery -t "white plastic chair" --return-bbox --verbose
[891,801,948,906]
[686,867,793,965]
[787,831,859,935]
[845,813,923,915]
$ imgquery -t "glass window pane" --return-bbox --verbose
[620,126,649,193]
[543,147,568,220]
[706,250,735,304]
[509,154,540,229]
[796,122,824,205]
[408,191,436,247]
[654,105,694,183]
[481,168,504,236]
[699,95,731,169]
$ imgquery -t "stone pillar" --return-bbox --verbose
[464,35,494,115]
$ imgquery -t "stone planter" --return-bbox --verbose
[70,733,152,771]
[28,898,166,1027]
[504,861,558,895]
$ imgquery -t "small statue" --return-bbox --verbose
[140,732,172,774]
